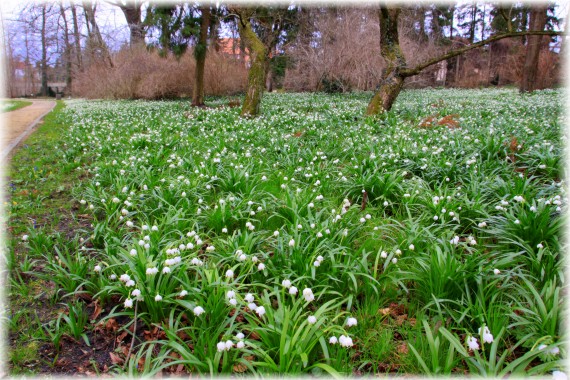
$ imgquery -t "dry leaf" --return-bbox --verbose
[105,318,119,332]
[233,363,247,373]
[116,331,128,344]
[397,342,409,355]
[109,352,124,365]
[379,308,391,316]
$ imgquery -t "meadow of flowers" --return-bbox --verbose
[14,88,565,376]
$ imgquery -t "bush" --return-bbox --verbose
[73,45,247,99]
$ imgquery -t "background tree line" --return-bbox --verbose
[2,1,565,116]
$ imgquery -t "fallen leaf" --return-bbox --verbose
[379,308,391,316]
[90,301,103,321]
[109,352,124,365]
[116,331,128,344]
[105,318,119,332]
[397,342,409,355]
[233,363,247,373]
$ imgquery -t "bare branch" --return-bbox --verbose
[400,30,563,78]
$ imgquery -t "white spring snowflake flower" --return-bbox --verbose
[124,298,134,308]
[346,317,358,327]
[466,336,479,351]
[226,269,234,279]
[307,316,317,324]
[180,290,188,297]
[329,336,338,345]
[146,267,158,275]
[478,326,494,344]
[245,293,254,303]
[229,298,237,306]
[125,279,135,287]
[282,279,292,288]
[120,274,131,282]
[162,267,171,274]
[155,294,163,302]
[132,289,141,297]
[130,248,137,256]
[289,239,295,247]
[289,286,298,295]
[493,268,501,275]
[256,306,266,316]
[409,244,415,250]
[216,341,226,352]
[236,341,245,349]
[302,288,315,302]
[94,265,102,272]
[258,263,266,271]
[339,335,354,347]
[226,290,236,299]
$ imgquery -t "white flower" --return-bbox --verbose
[193,306,205,316]
[409,244,415,250]
[120,274,131,282]
[314,260,321,267]
[125,279,135,287]
[289,286,298,295]
[307,315,317,324]
[126,221,134,228]
[288,239,295,247]
[479,326,494,344]
[478,221,487,228]
[217,341,226,352]
[21,235,29,241]
[132,289,141,297]
[380,251,387,258]
[258,263,266,271]
[537,243,544,249]
[274,230,280,237]
[94,265,102,272]
[493,268,501,275]
[130,248,137,256]
[244,293,255,303]
[248,303,257,311]
[110,274,117,280]
[180,290,188,297]
[256,306,266,316]
[391,258,398,264]
[466,336,479,351]
[225,340,233,349]
[302,288,315,302]
[450,236,460,245]
[226,269,234,279]
[317,255,324,262]
[162,267,171,274]
[236,341,245,349]
[226,290,236,299]
[222,227,228,233]
[550,347,560,355]
[346,317,358,327]
[339,335,354,347]
[155,294,163,302]
[236,332,245,340]
[282,279,292,288]
[146,267,158,275]
[552,371,567,380]
[329,336,338,345]
[151,225,158,231]
[539,344,548,351]
[124,298,134,308]
[229,298,237,306]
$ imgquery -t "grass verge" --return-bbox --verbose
[2,100,33,113]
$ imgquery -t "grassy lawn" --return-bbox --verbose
[6,89,565,376]
[2,100,33,113]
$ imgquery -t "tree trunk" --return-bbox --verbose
[192,5,210,107]
[83,2,113,67]
[120,4,144,46]
[71,2,83,71]
[60,4,73,95]
[366,6,406,115]
[236,12,268,117]
[40,5,48,97]
[520,5,548,93]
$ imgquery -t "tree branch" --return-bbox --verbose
[400,30,563,78]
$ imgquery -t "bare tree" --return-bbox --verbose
[192,5,210,107]
[106,0,146,46]
[366,4,563,116]
[82,1,113,67]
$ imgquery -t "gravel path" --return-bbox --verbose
[1,99,57,161]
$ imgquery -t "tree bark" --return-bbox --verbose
[120,5,144,46]
[366,6,406,115]
[82,1,113,67]
[192,5,210,107]
[520,5,548,93]
[71,1,83,72]
[235,11,268,117]
[40,5,48,97]
[60,4,73,95]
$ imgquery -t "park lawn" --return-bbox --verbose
[6,89,565,376]
[2,100,33,113]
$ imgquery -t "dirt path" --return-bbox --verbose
[1,99,57,161]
